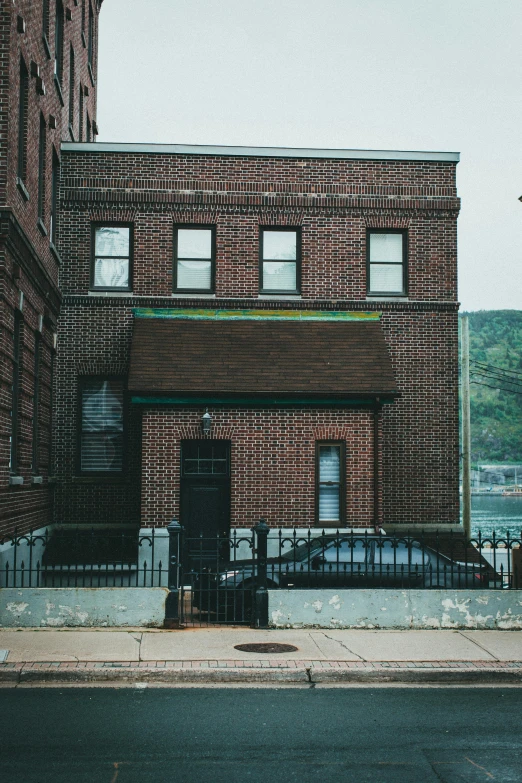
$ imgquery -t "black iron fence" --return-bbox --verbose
[1,524,521,628]
[0,527,166,588]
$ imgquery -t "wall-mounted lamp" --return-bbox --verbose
[201,409,212,435]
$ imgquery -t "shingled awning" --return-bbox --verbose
[128,311,398,404]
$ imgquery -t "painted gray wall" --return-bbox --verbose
[0,588,167,627]
[269,589,522,630]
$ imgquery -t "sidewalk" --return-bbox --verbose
[1,627,521,684]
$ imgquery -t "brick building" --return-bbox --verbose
[0,0,102,538]
[54,143,461,537]
[2,2,461,542]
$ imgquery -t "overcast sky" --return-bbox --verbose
[96,0,522,312]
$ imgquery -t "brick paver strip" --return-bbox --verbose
[0,660,514,669]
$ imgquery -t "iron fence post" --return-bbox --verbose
[164,518,183,628]
[254,518,269,628]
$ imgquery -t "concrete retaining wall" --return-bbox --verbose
[0,588,168,627]
[269,589,522,630]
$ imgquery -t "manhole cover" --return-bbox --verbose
[234,643,298,654]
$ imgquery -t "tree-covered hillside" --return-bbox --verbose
[461,310,522,463]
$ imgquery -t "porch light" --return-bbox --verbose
[201,409,212,434]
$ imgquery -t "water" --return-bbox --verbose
[464,494,522,539]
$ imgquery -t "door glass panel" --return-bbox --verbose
[324,540,366,562]
[182,441,229,475]
[374,541,426,565]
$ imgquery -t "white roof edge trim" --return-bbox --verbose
[61,142,460,163]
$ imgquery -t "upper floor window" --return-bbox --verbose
[50,149,60,246]
[174,226,215,293]
[260,228,300,294]
[88,2,94,71]
[54,0,64,84]
[316,442,345,524]
[17,57,29,185]
[68,47,75,133]
[38,113,47,221]
[91,225,132,291]
[367,230,407,296]
[42,0,50,42]
[79,378,124,473]
[10,312,22,475]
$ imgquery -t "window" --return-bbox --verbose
[18,57,29,183]
[32,333,41,472]
[86,113,91,142]
[174,226,215,292]
[42,0,50,41]
[68,47,75,133]
[78,82,84,141]
[367,230,407,296]
[182,441,229,475]
[50,149,59,246]
[88,2,94,71]
[91,225,132,290]
[54,1,64,84]
[323,540,367,563]
[79,378,124,473]
[260,228,300,293]
[316,442,345,524]
[10,313,22,474]
[38,114,47,221]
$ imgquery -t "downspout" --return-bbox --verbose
[373,399,381,533]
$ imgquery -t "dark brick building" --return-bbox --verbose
[54,143,461,537]
[2,2,461,542]
[0,0,101,538]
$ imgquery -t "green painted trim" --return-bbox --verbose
[132,307,381,322]
[131,396,396,407]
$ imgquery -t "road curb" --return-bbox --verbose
[309,668,522,684]
[1,665,522,685]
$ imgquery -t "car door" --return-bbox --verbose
[371,540,427,587]
[308,539,371,588]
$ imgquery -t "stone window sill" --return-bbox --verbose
[9,476,24,486]
[50,242,62,264]
[54,74,64,106]
[16,177,29,201]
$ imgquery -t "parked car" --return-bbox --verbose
[192,534,494,618]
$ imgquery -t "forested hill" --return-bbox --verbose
[461,310,522,463]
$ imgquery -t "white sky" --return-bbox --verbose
[96,0,522,312]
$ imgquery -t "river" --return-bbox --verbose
[464,494,522,539]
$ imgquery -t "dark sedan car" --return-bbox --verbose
[192,534,493,618]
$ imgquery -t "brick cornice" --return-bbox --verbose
[62,295,460,313]
[62,187,460,213]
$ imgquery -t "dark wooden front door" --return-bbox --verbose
[180,440,231,542]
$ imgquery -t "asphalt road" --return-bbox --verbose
[1,686,521,782]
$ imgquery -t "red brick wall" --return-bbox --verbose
[0,0,101,537]
[59,152,459,302]
[53,148,460,530]
[141,408,376,529]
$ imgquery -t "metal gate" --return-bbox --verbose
[164,520,269,627]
